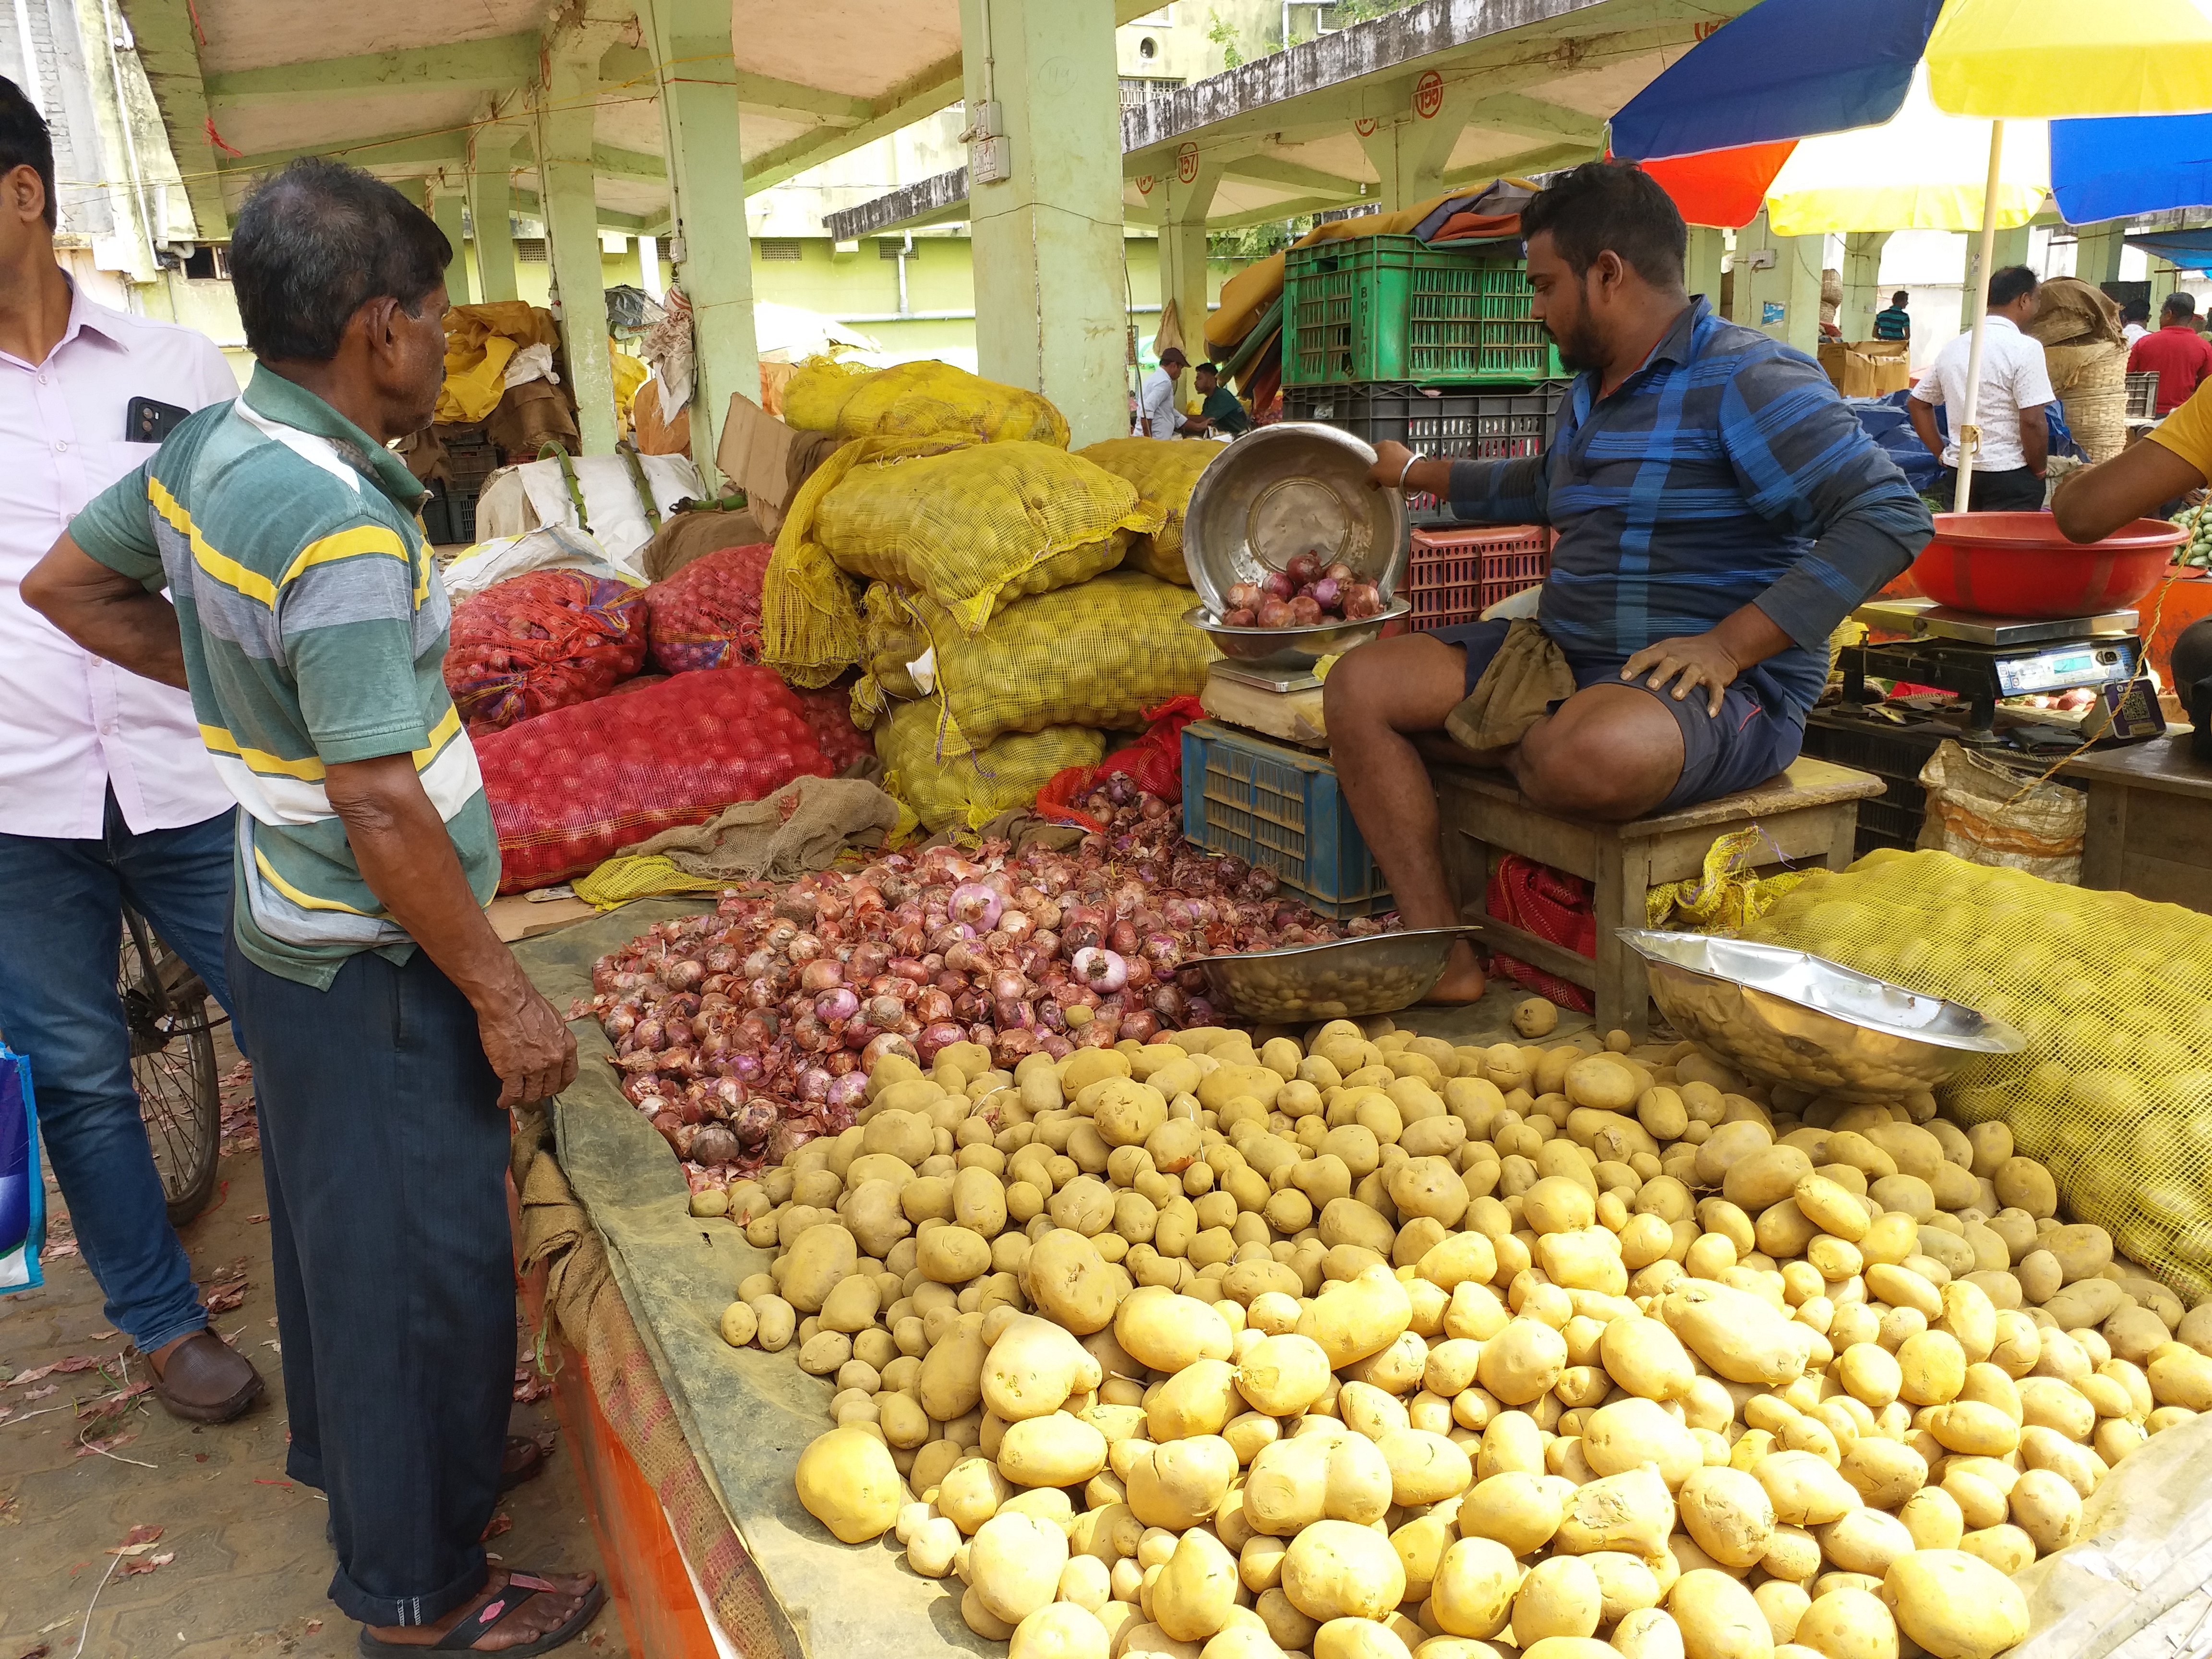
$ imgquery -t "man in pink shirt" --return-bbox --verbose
[0,78,263,1421]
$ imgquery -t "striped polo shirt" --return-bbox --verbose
[71,366,497,988]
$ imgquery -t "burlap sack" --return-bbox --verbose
[2031,276,2124,349]
[624,773,901,883]
[1914,739,2085,885]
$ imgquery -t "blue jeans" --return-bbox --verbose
[0,793,237,1352]
[226,933,512,1628]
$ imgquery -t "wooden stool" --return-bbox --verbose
[1434,758,1885,1037]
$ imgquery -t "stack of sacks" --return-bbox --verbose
[2030,279,2129,463]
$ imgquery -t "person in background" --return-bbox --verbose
[1332,161,1929,1004]
[1139,347,1207,439]
[22,158,597,1654]
[1192,361,1250,438]
[1873,290,1912,342]
[2129,292,2212,416]
[2053,373,2209,540]
[0,77,267,1424]
[2120,298,2151,349]
[1908,265,2054,512]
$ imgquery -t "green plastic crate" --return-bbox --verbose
[1284,235,1563,388]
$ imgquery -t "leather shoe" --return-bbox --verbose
[151,1331,265,1424]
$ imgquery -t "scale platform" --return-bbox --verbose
[1209,661,1325,694]
[1854,597,2140,646]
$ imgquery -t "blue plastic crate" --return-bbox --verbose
[1180,721,1391,918]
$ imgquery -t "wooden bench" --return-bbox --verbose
[1434,757,1886,1037]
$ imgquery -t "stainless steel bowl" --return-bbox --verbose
[1181,423,1410,619]
[1619,930,2026,1100]
[1183,600,1413,668]
[1187,926,1476,1022]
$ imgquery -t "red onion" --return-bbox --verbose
[1184,997,1218,1026]
[916,1022,965,1061]
[815,988,859,1023]
[1071,947,1128,993]
[690,1123,741,1166]
[949,882,1003,929]
[1311,577,1342,611]
[1261,571,1296,602]
[826,1072,868,1114]
[1120,1011,1160,1044]
[1224,607,1257,627]
[786,932,823,963]
[1287,595,1324,626]
[862,1032,918,1068]
[1226,581,1262,609]
[991,968,1032,1004]
[798,958,844,993]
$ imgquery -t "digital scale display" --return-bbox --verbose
[1994,643,2130,697]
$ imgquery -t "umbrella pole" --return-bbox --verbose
[1952,120,2007,516]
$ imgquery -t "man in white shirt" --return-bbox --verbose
[2121,299,2151,349]
[1139,346,1206,439]
[0,78,264,1421]
[1908,265,2056,512]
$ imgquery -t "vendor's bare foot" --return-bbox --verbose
[1420,941,1487,1005]
[364,1569,601,1651]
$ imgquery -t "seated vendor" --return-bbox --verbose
[1326,160,1934,1002]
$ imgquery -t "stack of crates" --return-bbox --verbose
[426,421,502,545]
[1280,234,1569,619]
[1180,721,1390,918]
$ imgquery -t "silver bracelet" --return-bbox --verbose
[1397,451,1425,491]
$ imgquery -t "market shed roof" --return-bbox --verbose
[827,0,1752,240]
[118,0,1161,240]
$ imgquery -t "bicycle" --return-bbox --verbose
[117,909,223,1225]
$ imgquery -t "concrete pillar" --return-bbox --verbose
[1733,213,1823,354]
[1839,230,1892,342]
[432,185,474,305]
[2150,259,2181,313]
[1686,226,1725,310]
[2075,222,2125,288]
[1158,157,1223,367]
[1962,224,2032,331]
[1356,84,1477,215]
[468,136,521,303]
[538,39,618,455]
[642,0,760,486]
[959,0,1126,448]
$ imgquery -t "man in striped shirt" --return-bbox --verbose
[1328,162,1931,1002]
[25,161,599,1653]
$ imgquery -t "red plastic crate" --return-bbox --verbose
[1402,525,1551,630]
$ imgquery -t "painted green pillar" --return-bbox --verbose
[1356,83,1477,215]
[1685,226,1725,309]
[2074,222,2125,288]
[2150,258,2181,312]
[641,0,760,487]
[539,44,617,455]
[1962,224,2033,331]
[1839,230,1891,342]
[432,186,474,304]
[1733,213,1822,354]
[1158,158,1222,368]
[958,0,1126,447]
[468,136,521,304]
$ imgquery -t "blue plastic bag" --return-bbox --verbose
[0,1046,45,1294]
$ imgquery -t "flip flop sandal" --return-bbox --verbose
[357,1573,605,1656]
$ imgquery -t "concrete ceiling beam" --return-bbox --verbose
[114,0,229,238]
[201,33,539,105]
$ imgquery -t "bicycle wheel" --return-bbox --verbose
[119,911,222,1226]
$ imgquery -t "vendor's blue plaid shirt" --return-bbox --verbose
[1449,297,1932,719]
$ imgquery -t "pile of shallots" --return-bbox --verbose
[1219,552,1385,629]
[573,779,1393,1187]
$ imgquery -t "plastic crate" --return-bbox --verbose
[2126,372,2160,420]
[421,479,482,547]
[1284,235,1564,387]
[1794,709,1951,858]
[1402,526,1551,631]
[1281,381,1571,523]
[1180,721,1390,918]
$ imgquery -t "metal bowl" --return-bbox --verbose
[1619,930,2026,1100]
[1181,423,1410,620]
[1186,926,1476,1022]
[1183,600,1413,667]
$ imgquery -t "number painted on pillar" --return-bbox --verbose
[1694,20,1726,39]
[1414,71,1444,119]
[1355,116,1377,137]
[1136,176,1154,195]
[1177,144,1199,184]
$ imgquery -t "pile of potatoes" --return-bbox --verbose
[708,1009,2212,1659]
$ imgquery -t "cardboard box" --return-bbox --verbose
[1821,339,1911,399]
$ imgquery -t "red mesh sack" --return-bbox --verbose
[1485,854,1596,1013]
[1036,696,1207,830]
[788,681,877,774]
[476,667,834,893]
[644,543,775,674]
[444,571,649,733]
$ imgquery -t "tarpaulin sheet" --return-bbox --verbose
[513,901,995,1659]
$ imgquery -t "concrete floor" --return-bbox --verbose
[0,1028,609,1659]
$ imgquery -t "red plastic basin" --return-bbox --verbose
[1912,512,2185,620]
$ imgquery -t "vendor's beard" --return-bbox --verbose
[1547,313,1606,373]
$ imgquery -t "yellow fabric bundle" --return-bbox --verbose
[877,702,1104,835]
[781,358,1071,448]
[1743,849,2212,1298]
[437,301,562,424]
[876,570,1217,749]
[1075,438,1222,586]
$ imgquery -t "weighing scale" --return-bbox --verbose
[1209,661,1326,694]
[1844,599,2164,747]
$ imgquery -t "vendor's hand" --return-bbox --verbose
[1368,440,1416,491]
[479,981,579,1111]
[1622,631,1743,718]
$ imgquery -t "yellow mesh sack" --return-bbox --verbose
[1076,438,1221,586]
[758,436,887,688]
[781,358,1070,448]
[1742,848,2212,1299]
[877,571,1218,749]
[877,701,1104,835]
[815,442,1159,635]
[1644,828,1812,935]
